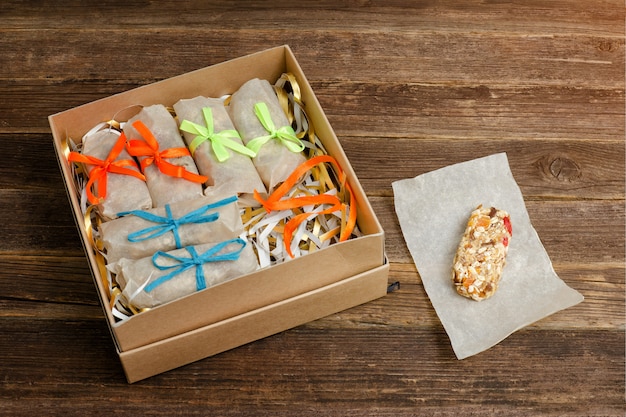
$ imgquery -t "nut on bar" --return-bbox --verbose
[452,205,512,301]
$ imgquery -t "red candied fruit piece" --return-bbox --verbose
[503,216,512,235]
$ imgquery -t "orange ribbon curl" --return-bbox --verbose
[254,155,357,258]
[68,132,146,205]
[125,120,208,184]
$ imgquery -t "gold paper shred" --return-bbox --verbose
[109,287,122,310]
[320,165,335,192]
[74,164,86,177]
[320,226,341,242]
[311,165,321,184]
[274,86,292,124]
[250,206,267,217]
[241,206,268,228]
[312,218,322,237]
[240,207,254,224]
[128,303,145,316]
[277,73,302,103]
[340,207,348,237]
[336,186,346,204]
[83,205,97,242]
[62,136,72,160]
[104,119,121,130]
[94,251,110,299]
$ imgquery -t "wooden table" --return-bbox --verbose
[1,2,624,415]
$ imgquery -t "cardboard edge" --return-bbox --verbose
[112,231,385,351]
[120,260,390,383]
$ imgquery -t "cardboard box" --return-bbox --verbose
[49,45,388,383]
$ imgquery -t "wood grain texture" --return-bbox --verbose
[0,319,622,416]
[0,1,624,415]
[1,29,621,88]
[1,0,622,35]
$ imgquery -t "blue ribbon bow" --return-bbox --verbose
[145,238,247,293]
[117,195,238,249]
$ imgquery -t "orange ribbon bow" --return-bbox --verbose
[68,132,146,205]
[254,154,357,258]
[125,120,208,184]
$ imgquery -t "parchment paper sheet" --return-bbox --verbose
[392,153,584,359]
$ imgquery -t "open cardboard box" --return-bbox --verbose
[49,45,389,383]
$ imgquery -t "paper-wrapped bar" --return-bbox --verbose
[114,238,259,309]
[71,129,152,220]
[229,78,307,192]
[124,104,205,207]
[174,96,267,200]
[101,195,243,264]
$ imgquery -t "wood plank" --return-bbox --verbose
[0,185,623,264]
[0,30,622,88]
[1,133,624,198]
[0,256,95,307]
[319,83,624,141]
[0,318,622,415]
[0,0,622,36]
[0,134,70,189]
[1,258,621,330]
[344,138,625,199]
[0,82,144,132]
[0,188,82,255]
[0,185,622,264]
[2,81,624,142]
[0,300,102,321]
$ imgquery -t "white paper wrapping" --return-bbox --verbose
[114,239,259,309]
[392,153,584,359]
[124,104,204,206]
[229,78,306,192]
[100,195,243,264]
[80,129,153,220]
[173,96,267,199]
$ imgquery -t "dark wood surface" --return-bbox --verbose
[1,1,624,415]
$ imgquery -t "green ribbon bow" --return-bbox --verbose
[245,102,305,154]
[179,107,256,162]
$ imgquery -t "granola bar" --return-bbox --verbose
[452,205,512,301]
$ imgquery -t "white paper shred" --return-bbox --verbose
[392,152,584,359]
